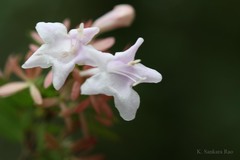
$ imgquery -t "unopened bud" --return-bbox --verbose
[92,4,135,33]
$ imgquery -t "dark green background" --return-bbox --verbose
[1,0,240,159]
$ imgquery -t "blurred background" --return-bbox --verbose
[1,0,240,159]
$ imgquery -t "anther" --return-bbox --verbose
[128,59,141,66]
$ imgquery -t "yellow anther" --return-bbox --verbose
[128,59,141,66]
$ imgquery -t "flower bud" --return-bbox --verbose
[92,4,135,33]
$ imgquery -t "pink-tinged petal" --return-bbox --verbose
[44,70,53,88]
[30,31,43,44]
[7,55,28,80]
[63,18,71,30]
[29,44,39,52]
[91,37,115,51]
[71,81,81,100]
[36,22,68,43]
[84,20,93,28]
[72,68,82,81]
[41,97,59,107]
[93,4,135,33]
[75,98,90,113]
[115,38,144,63]
[0,82,29,97]
[90,96,101,114]
[81,73,140,121]
[29,84,42,105]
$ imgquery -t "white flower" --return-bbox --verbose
[22,22,99,90]
[80,38,162,121]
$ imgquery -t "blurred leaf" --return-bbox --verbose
[35,123,46,152]
[0,100,24,142]
[1,89,33,107]
[0,88,35,142]
[88,120,119,142]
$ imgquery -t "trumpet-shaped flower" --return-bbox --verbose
[22,22,100,90]
[81,38,162,121]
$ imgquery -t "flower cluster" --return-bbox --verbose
[0,4,162,159]
[22,14,161,122]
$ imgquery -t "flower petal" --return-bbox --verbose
[7,55,27,80]
[133,63,162,84]
[114,38,144,63]
[0,82,29,97]
[114,87,140,121]
[63,18,71,30]
[29,84,43,105]
[76,46,113,67]
[36,22,68,43]
[91,37,115,51]
[29,44,39,52]
[71,81,81,100]
[69,26,99,45]
[81,27,100,44]
[81,73,140,121]
[22,45,52,69]
[44,70,53,88]
[52,61,75,90]
[108,61,162,85]
[30,31,44,44]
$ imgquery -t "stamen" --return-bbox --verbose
[77,23,84,38]
[111,70,137,83]
[110,69,146,86]
[128,59,141,66]
[60,41,77,59]
[133,77,146,86]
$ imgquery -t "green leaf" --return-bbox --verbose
[0,90,34,142]
[87,119,119,142]
[0,102,24,142]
